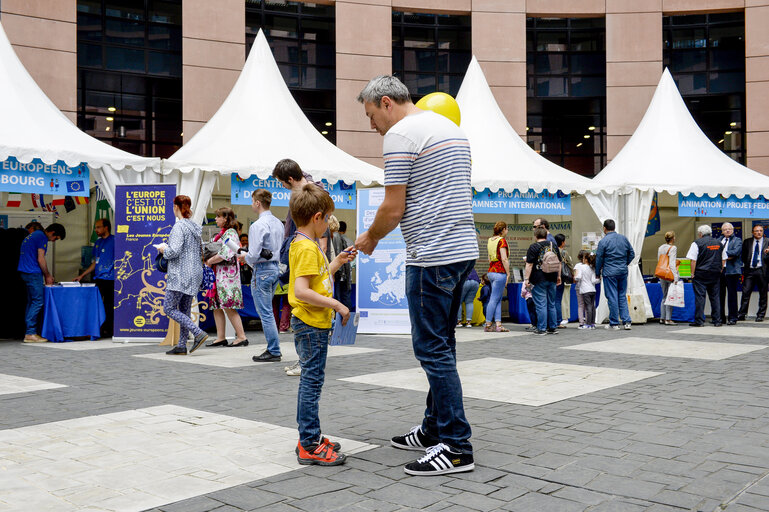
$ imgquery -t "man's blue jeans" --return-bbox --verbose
[555,283,565,324]
[292,316,330,448]
[603,274,631,325]
[252,262,281,356]
[20,272,44,335]
[531,281,557,332]
[406,259,475,454]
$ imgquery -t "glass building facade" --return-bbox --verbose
[76,0,183,158]
[246,0,336,142]
[392,11,471,100]
[526,18,607,176]
[663,12,746,163]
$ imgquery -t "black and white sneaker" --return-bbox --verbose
[404,443,474,476]
[391,425,438,451]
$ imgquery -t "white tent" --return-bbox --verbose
[586,68,769,321]
[456,56,598,195]
[0,21,161,208]
[162,29,384,191]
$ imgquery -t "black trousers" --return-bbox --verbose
[693,275,721,326]
[719,273,740,322]
[95,279,114,337]
[738,268,767,319]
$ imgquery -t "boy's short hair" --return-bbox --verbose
[290,184,335,226]
[252,188,272,207]
[272,158,304,183]
[46,223,66,240]
[533,226,547,240]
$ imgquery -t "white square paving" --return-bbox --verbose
[133,344,383,368]
[0,405,375,512]
[376,328,528,343]
[22,340,156,351]
[562,337,767,360]
[340,358,661,406]
[0,373,67,396]
[677,326,769,338]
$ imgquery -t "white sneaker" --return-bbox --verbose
[623,323,632,330]
[286,366,301,376]
[560,319,569,326]
[605,324,620,330]
[284,361,300,372]
[578,325,589,330]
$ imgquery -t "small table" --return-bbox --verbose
[41,286,106,342]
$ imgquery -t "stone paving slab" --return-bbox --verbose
[562,337,767,360]
[376,327,528,343]
[676,325,769,338]
[22,339,157,351]
[340,357,662,406]
[0,372,67,396]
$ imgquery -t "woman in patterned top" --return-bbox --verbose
[484,221,510,332]
[205,207,248,347]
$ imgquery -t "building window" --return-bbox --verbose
[526,18,606,176]
[76,0,182,158]
[246,0,336,143]
[663,12,745,163]
[392,11,471,100]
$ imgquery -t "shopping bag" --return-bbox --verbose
[664,281,685,308]
[655,247,674,281]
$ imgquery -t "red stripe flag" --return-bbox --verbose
[51,195,66,206]
[6,193,21,207]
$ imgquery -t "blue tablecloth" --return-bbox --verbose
[41,286,105,342]
[646,282,695,322]
[507,283,587,324]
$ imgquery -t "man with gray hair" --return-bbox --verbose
[718,222,742,325]
[355,75,478,476]
[686,224,723,326]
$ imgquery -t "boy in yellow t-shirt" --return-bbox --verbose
[288,184,357,466]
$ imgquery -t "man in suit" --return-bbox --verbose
[719,223,742,325]
[738,224,769,322]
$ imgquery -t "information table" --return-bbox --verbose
[41,286,106,342]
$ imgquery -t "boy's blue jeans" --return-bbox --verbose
[292,316,330,448]
[406,259,475,454]
[20,272,44,335]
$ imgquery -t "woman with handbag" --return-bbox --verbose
[657,231,679,325]
[204,207,248,347]
[159,195,209,355]
[484,221,510,332]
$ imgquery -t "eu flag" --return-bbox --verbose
[66,180,85,193]
[646,192,660,237]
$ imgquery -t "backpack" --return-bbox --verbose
[538,242,561,274]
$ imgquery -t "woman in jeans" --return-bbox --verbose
[484,221,510,332]
[159,195,208,355]
[205,207,248,347]
[657,231,679,325]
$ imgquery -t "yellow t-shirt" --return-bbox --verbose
[288,237,334,329]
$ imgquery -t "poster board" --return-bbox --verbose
[113,184,175,342]
[355,188,411,334]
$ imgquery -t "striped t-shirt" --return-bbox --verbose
[383,110,479,267]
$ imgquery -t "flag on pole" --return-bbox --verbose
[75,196,89,205]
[64,196,76,213]
[6,193,21,207]
[51,195,66,206]
[31,194,41,208]
[645,192,660,237]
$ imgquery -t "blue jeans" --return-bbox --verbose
[406,259,475,454]
[292,316,330,448]
[252,262,281,356]
[531,281,557,332]
[20,272,44,335]
[603,274,631,325]
[457,280,479,322]
[555,283,565,324]
[486,272,506,322]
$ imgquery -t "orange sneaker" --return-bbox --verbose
[296,440,346,466]
[295,436,341,455]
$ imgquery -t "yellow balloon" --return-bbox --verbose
[415,92,461,127]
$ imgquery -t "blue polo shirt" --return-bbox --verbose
[17,230,48,274]
[93,235,115,280]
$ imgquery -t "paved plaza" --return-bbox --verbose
[2,321,769,512]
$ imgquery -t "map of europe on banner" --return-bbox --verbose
[356,188,411,334]
[114,184,176,340]
[679,193,769,218]
[472,188,571,214]
[231,174,355,209]
[0,157,89,196]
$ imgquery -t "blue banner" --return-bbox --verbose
[231,175,356,209]
[472,188,571,214]
[678,193,769,218]
[0,157,89,196]
[355,188,411,334]
[114,184,176,340]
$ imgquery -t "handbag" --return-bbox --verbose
[154,252,168,273]
[203,241,223,261]
[561,260,574,284]
[655,247,675,282]
[664,281,685,308]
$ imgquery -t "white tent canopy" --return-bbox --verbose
[586,68,769,322]
[456,56,598,195]
[0,21,160,208]
[163,29,384,188]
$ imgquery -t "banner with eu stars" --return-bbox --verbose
[231,174,356,209]
[0,157,89,197]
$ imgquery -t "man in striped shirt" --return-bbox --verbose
[356,75,479,476]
